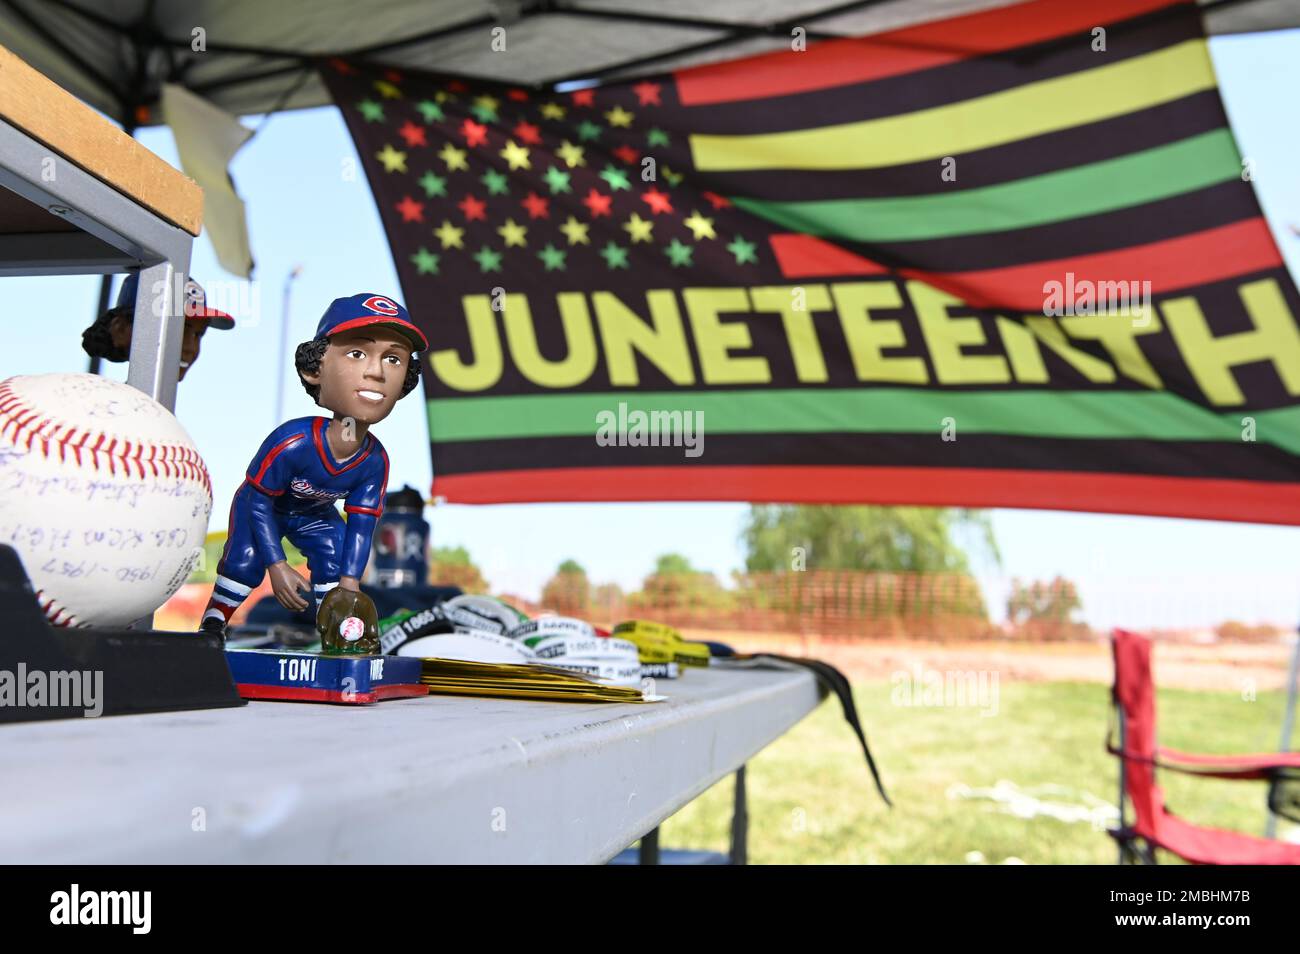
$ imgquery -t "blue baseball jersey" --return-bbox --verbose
[229,416,389,581]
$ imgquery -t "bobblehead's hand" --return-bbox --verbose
[338,575,360,593]
[268,561,311,612]
[317,586,380,655]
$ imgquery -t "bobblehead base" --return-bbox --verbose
[0,545,244,724]
[224,649,426,704]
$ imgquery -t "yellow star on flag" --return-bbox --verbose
[555,140,586,169]
[559,216,590,245]
[539,102,567,120]
[435,90,456,103]
[376,144,407,173]
[434,220,465,249]
[439,143,469,171]
[683,210,717,240]
[623,213,654,243]
[605,106,634,128]
[500,140,531,171]
[497,218,529,248]
[373,79,402,99]
[473,94,500,113]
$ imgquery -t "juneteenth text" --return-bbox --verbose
[426,277,1299,407]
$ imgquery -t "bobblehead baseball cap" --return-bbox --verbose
[115,273,235,329]
[315,293,428,352]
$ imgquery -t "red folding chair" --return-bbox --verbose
[1109,629,1300,864]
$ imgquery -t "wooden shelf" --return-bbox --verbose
[0,43,202,237]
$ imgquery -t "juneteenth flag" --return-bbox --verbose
[324,0,1300,523]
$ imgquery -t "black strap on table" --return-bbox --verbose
[746,652,892,807]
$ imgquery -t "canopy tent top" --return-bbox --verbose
[0,0,1291,125]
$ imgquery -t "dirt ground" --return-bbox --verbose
[684,629,1297,692]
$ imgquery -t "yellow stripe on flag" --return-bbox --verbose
[688,39,1216,172]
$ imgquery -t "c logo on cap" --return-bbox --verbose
[363,295,400,316]
[183,280,204,318]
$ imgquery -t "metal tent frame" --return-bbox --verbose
[0,115,192,409]
[0,0,1282,131]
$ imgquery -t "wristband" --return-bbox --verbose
[395,627,538,664]
[437,602,508,634]
[542,658,644,687]
[379,605,449,655]
[613,618,712,667]
[508,616,598,642]
[522,633,640,662]
[442,594,527,633]
[639,662,679,679]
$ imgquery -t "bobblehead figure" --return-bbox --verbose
[201,293,427,651]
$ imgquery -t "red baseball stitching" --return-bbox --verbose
[33,588,81,628]
[0,380,213,499]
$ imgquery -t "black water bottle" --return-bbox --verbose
[371,485,430,588]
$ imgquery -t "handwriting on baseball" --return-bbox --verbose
[1,523,192,551]
[0,467,200,510]
[39,557,166,583]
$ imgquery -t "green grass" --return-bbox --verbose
[658,680,1293,864]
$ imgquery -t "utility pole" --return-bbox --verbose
[274,264,304,424]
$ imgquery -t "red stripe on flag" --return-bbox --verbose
[434,465,1300,525]
[675,0,1189,106]
[770,233,889,277]
[902,217,1283,310]
[771,218,1283,311]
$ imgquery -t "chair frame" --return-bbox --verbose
[1109,629,1300,866]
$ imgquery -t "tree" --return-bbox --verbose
[738,506,996,634]
[653,553,696,576]
[541,559,590,615]
[430,544,487,593]
[591,582,625,617]
[741,505,1000,573]
[631,552,731,614]
[1006,576,1085,639]
[432,545,474,565]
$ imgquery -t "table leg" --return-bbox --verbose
[639,826,660,865]
[730,764,749,865]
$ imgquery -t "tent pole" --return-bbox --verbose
[85,274,113,375]
[274,265,304,425]
[1265,630,1300,838]
[1115,705,1128,864]
[86,120,137,376]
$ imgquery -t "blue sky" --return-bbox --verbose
[5,28,1300,630]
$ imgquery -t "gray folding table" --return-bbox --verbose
[0,664,824,863]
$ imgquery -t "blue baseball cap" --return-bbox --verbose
[314,293,427,352]
[115,273,235,329]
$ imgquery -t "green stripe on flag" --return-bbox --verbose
[429,388,1300,455]
[729,129,1241,243]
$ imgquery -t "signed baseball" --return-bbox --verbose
[0,373,213,627]
[339,616,364,642]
